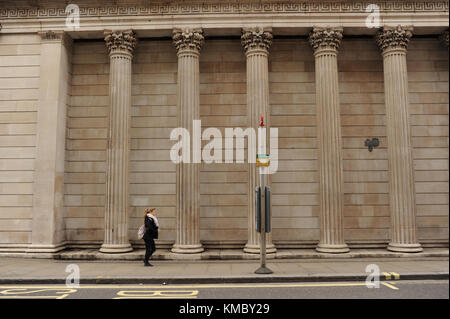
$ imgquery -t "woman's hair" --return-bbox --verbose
[144,208,156,220]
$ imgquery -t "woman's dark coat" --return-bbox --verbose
[143,214,158,241]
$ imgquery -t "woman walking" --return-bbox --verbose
[143,208,159,267]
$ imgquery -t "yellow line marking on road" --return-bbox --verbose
[382,272,392,280]
[394,280,448,285]
[0,282,374,289]
[1,279,444,291]
[115,296,198,299]
[114,290,198,299]
[0,295,73,299]
[381,282,399,290]
[0,288,77,299]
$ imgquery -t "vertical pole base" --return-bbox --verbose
[255,266,273,274]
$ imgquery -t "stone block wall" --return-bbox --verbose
[130,39,177,247]
[0,35,447,250]
[65,41,108,246]
[0,34,40,249]
[199,39,248,247]
[339,38,390,245]
[408,38,449,244]
[269,39,319,247]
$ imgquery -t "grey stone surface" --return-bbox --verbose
[0,250,447,284]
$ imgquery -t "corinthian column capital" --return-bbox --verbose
[241,27,273,55]
[439,30,449,49]
[104,30,137,57]
[172,27,204,55]
[308,27,343,54]
[376,25,413,54]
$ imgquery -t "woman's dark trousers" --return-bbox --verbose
[144,238,155,264]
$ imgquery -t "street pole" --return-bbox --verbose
[255,115,273,275]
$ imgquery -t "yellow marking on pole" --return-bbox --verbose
[382,272,391,280]
[114,290,198,299]
[390,272,400,280]
[381,282,399,290]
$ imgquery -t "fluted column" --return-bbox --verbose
[309,27,349,253]
[376,26,423,252]
[171,28,204,254]
[241,27,276,254]
[100,30,137,253]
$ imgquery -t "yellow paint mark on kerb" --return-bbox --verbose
[390,272,400,280]
[382,272,400,280]
[381,282,399,290]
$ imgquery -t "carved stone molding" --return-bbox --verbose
[104,30,137,56]
[308,27,343,53]
[241,27,273,55]
[1,1,449,19]
[375,25,413,53]
[440,30,449,49]
[38,30,73,49]
[38,30,63,41]
[172,27,204,54]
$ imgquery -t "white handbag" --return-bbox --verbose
[138,224,146,239]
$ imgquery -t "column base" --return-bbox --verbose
[387,242,423,253]
[99,243,133,253]
[316,243,350,254]
[171,243,204,254]
[243,243,277,254]
[26,243,66,254]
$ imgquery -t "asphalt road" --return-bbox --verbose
[0,280,447,299]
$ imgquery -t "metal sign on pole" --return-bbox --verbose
[255,114,273,275]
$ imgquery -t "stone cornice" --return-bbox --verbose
[376,25,413,52]
[241,27,273,54]
[104,30,137,56]
[309,27,343,53]
[172,27,204,54]
[1,1,448,19]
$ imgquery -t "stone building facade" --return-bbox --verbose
[0,0,448,256]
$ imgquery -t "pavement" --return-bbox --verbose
[0,249,448,284]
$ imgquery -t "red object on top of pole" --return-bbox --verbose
[259,114,264,127]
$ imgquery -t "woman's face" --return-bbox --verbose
[151,209,156,216]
